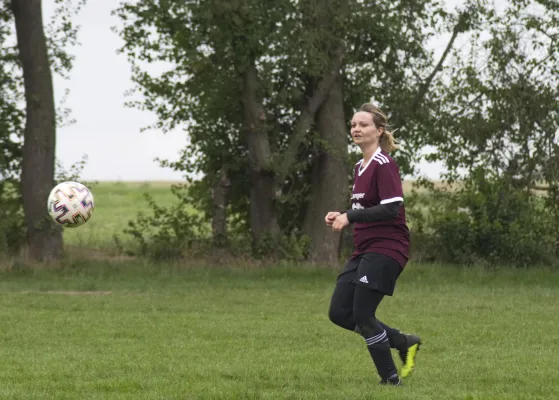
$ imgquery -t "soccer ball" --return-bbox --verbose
[47,181,94,228]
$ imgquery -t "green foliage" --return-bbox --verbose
[250,230,312,262]
[0,181,25,255]
[0,6,24,252]
[121,184,210,260]
[114,0,558,264]
[119,182,314,262]
[408,0,559,266]
[426,0,559,187]
[409,173,559,266]
[115,0,452,254]
[0,3,23,182]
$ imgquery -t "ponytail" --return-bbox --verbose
[379,129,399,153]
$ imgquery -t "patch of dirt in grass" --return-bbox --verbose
[22,291,113,295]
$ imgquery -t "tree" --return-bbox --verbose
[410,0,559,266]
[428,0,558,189]
[116,0,344,250]
[299,0,466,262]
[0,4,25,253]
[10,0,62,260]
[302,73,348,263]
[3,0,83,259]
[115,0,481,262]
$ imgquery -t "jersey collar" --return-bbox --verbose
[358,147,382,176]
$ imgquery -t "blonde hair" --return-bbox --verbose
[358,103,399,153]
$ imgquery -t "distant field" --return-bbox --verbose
[63,181,180,250]
[0,262,557,399]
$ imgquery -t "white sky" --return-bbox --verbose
[42,0,472,182]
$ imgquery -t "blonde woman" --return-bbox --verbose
[326,103,420,386]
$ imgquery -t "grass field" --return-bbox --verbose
[1,262,558,399]
[2,181,558,399]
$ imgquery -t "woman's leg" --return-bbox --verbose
[353,286,400,383]
[328,281,356,331]
[328,257,360,331]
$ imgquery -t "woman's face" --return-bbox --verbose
[350,111,382,148]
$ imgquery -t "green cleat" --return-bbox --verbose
[399,334,421,378]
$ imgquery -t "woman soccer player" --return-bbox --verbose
[325,103,420,386]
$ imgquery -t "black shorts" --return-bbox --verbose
[337,252,403,296]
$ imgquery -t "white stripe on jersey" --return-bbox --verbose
[380,196,404,204]
[373,155,386,164]
[357,148,391,174]
[377,153,390,164]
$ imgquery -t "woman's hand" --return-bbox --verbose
[325,211,341,226]
[332,213,349,232]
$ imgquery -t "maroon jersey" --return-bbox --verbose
[350,148,410,267]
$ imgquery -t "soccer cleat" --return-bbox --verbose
[399,334,421,378]
[379,374,402,386]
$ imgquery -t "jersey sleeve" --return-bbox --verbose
[375,162,404,204]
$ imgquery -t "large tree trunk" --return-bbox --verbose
[238,4,346,248]
[11,0,63,260]
[241,63,281,246]
[211,168,231,247]
[303,74,348,265]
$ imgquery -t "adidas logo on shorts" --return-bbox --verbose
[359,275,368,283]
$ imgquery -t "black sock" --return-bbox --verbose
[378,321,407,350]
[352,287,399,379]
[365,330,398,380]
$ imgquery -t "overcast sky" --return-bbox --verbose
[41,0,473,182]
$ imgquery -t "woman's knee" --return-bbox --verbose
[352,309,375,328]
[328,306,353,329]
[354,314,382,338]
[352,286,383,328]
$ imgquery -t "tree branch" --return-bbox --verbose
[410,16,466,114]
[275,43,346,186]
[393,12,470,132]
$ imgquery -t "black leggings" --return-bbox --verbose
[329,281,400,344]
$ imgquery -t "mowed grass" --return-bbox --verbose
[63,181,181,250]
[0,262,558,399]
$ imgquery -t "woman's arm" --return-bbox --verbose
[345,202,401,223]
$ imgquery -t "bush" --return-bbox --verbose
[120,183,313,262]
[408,175,559,267]
[0,179,26,256]
[121,188,211,260]
[0,194,25,255]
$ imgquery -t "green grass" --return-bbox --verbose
[63,181,179,250]
[0,262,558,399]
[4,181,555,398]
